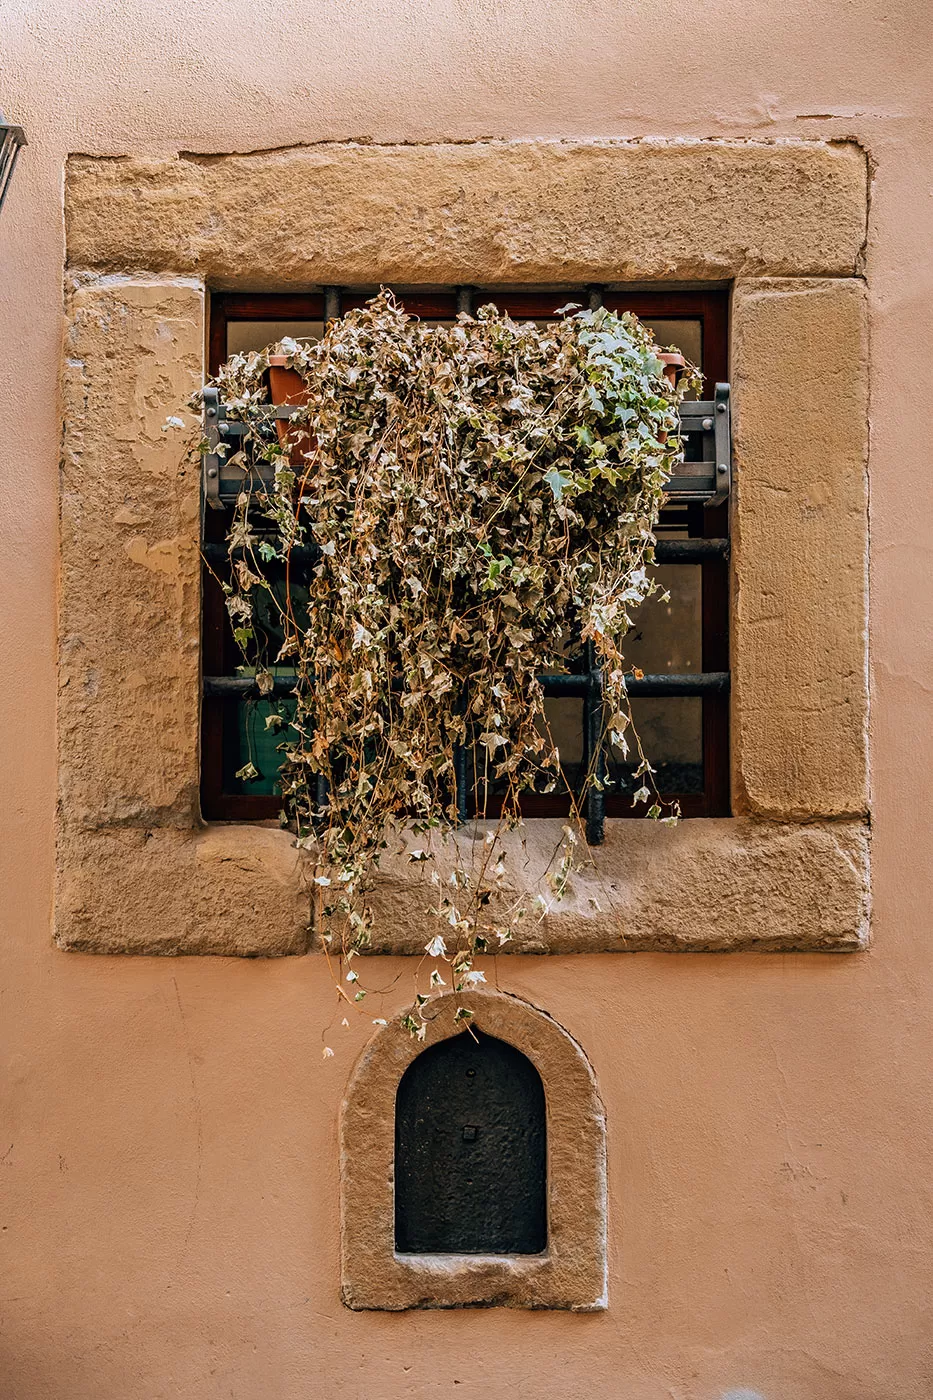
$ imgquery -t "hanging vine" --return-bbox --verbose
[194,292,700,1041]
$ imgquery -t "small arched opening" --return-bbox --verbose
[341,990,606,1310]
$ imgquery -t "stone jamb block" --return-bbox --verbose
[60,275,204,829]
[731,278,870,820]
[340,989,608,1311]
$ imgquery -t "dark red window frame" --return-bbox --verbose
[202,288,730,823]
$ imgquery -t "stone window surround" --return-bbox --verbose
[57,137,871,958]
[340,988,607,1311]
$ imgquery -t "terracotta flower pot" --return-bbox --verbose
[267,356,310,462]
[657,351,686,388]
[655,352,687,446]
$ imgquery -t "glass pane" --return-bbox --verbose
[608,697,704,796]
[642,318,703,398]
[224,564,308,794]
[235,695,297,794]
[467,308,704,393]
[641,318,702,370]
[625,564,702,674]
[533,564,702,795]
[543,696,584,786]
[610,562,703,795]
[227,320,324,356]
[474,689,704,799]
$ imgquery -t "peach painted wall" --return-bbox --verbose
[2,2,932,1396]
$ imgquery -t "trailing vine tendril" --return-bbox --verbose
[193,292,701,1043]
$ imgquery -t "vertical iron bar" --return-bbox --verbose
[583,641,605,846]
[453,680,471,826]
[201,386,224,516]
[456,287,474,316]
[454,744,469,826]
[708,382,731,508]
[587,286,605,312]
[324,286,342,322]
[0,121,26,214]
[311,771,330,842]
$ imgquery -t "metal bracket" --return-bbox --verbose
[709,382,731,509]
[201,384,733,511]
[202,386,224,513]
[670,383,733,506]
[200,395,300,511]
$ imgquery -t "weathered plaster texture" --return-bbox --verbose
[732,278,870,819]
[341,990,607,1310]
[57,141,870,958]
[65,140,868,287]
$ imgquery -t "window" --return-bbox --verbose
[201,288,729,824]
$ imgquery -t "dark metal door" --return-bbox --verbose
[394,1030,547,1254]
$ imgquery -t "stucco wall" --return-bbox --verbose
[1,2,932,1397]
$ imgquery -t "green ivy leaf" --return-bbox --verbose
[543,469,572,501]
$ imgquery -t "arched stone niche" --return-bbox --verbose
[340,989,607,1311]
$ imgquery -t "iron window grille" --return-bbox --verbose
[0,112,26,215]
[201,288,731,839]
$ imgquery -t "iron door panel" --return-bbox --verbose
[394,1030,546,1254]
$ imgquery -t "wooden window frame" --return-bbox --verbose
[202,288,729,823]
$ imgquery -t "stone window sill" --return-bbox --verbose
[55,816,869,957]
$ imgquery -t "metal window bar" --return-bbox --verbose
[0,115,26,215]
[202,291,732,843]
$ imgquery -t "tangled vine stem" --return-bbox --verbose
[193,292,701,1045]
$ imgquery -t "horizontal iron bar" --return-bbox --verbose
[624,671,730,696]
[202,541,320,565]
[539,671,730,697]
[537,672,599,697]
[667,460,718,476]
[678,401,725,425]
[208,464,724,504]
[203,538,727,567]
[654,538,729,562]
[205,676,297,697]
[204,670,730,699]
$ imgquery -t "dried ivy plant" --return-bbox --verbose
[197,292,700,1041]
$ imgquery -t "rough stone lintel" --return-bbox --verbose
[65,139,868,286]
[731,278,870,820]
